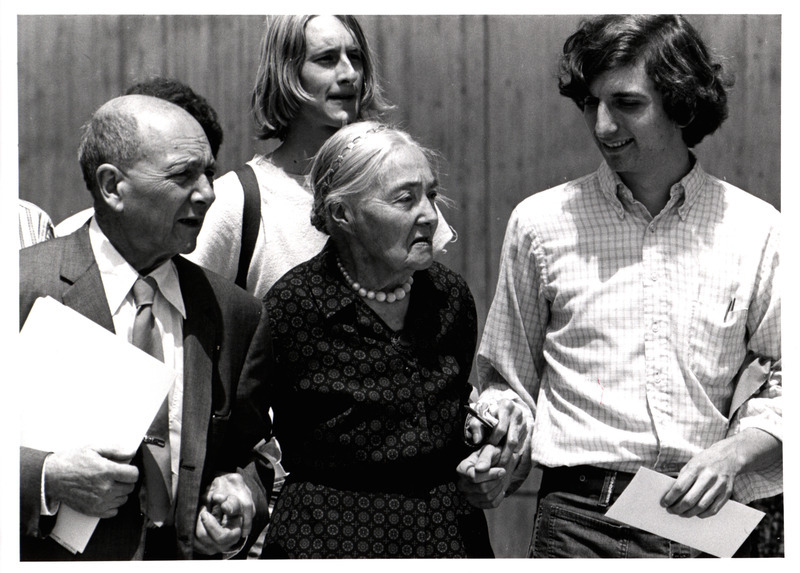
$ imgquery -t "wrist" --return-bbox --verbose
[731,427,782,474]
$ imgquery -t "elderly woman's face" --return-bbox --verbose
[298,16,364,131]
[348,145,439,279]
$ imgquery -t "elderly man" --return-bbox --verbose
[19,95,272,560]
[472,15,781,558]
[54,76,225,237]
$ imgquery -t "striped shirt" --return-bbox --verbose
[18,200,55,249]
[477,160,781,503]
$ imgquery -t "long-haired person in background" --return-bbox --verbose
[187,15,454,296]
[188,15,387,295]
[236,121,529,558]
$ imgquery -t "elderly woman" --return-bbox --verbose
[252,121,497,558]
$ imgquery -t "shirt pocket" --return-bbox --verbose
[688,289,749,385]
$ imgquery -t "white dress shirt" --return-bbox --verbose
[88,218,186,499]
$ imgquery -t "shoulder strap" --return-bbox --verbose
[234,164,260,291]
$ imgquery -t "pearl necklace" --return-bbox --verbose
[336,258,413,303]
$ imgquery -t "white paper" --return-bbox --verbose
[605,467,765,557]
[18,296,177,553]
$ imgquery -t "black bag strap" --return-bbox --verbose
[234,164,260,290]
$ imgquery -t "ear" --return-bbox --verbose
[95,164,127,213]
[330,200,356,236]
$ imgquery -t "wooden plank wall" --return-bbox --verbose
[16,14,781,558]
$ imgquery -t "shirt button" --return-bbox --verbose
[652,323,659,332]
[650,273,658,281]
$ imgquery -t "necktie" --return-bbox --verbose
[131,276,173,524]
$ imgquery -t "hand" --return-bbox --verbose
[44,446,139,518]
[466,399,531,468]
[456,444,519,509]
[660,428,780,518]
[194,473,255,555]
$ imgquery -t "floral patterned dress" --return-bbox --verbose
[259,243,492,558]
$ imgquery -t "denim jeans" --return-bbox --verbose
[530,490,705,558]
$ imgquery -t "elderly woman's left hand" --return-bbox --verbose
[456,443,519,509]
[458,400,533,508]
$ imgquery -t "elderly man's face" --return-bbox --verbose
[115,112,215,273]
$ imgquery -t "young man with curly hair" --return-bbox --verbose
[473,15,782,558]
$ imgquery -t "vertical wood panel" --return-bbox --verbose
[486,15,597,300]
[18,15,124,223]
[688,15,781,208]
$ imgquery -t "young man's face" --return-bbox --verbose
[582,59,688,185]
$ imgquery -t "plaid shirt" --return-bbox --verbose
[477,160,781,503]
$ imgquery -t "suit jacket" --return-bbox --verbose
[19,227,273,560]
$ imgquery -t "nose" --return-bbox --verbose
[593,101,618,138]
[337,54,360,85]
[191,174,215,208]
[418,195,439,229]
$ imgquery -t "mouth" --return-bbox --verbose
[411,236,432,247]
[600,138,633,150]
[328,92,358,102]
[177,217,203,229]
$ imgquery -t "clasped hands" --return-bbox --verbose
[456,399,532,509]
[43,446,254,556]
[194,472,256,555]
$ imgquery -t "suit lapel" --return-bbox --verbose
[173,258,214,545]
[60,229,115,333]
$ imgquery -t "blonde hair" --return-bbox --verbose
[251,15,392,141]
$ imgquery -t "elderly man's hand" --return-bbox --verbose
[44,447,139,518]
[194,473,256,555]
[456,443,520,509]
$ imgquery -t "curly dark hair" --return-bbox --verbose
[559,15,733,147]
[125,76,224,158]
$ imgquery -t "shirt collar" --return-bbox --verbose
[89,218,186,318]
[596,153,706,221]
[675,156,706,219]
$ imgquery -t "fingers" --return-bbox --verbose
[472,444,501,473]
[662,469,731,517]
[485,400,529,467]
[95,446,138,464]
[202,473,256,540]
[456,444,509,509]
[463,479,507,509]
[465,418,488,446]
[194,506,243,555]
[45,448,140,516]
